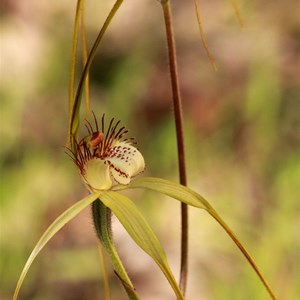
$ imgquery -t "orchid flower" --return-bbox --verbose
[13,0,277,298]
[68,113,145,191]
[14,113,277,300]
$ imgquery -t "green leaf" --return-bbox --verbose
[118,177,278,300]
[13,192,101,300]
[100,191,184,300]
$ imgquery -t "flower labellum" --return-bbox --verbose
[68,114,145,191]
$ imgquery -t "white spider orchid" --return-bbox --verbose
[68,114,145,191]
[15,115,276,300]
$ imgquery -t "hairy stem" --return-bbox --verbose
[161,0,188,295]
[92,199,139,300]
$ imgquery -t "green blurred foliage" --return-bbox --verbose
[0,0,299,299]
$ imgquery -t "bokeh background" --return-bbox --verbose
[1,0,299,299]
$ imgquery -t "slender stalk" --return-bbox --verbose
[161,0,188,295]
[92,199,139,300]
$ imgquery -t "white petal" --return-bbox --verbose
[107,142,145,185]
[82,158,112,191]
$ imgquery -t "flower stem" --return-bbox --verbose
[161,0,188,295]
[92,199,139,300]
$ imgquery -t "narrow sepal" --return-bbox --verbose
[13,192,101,300]
[99,191,184,300]
[119,177,278,300]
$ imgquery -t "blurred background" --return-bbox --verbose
[0,0,299,299]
